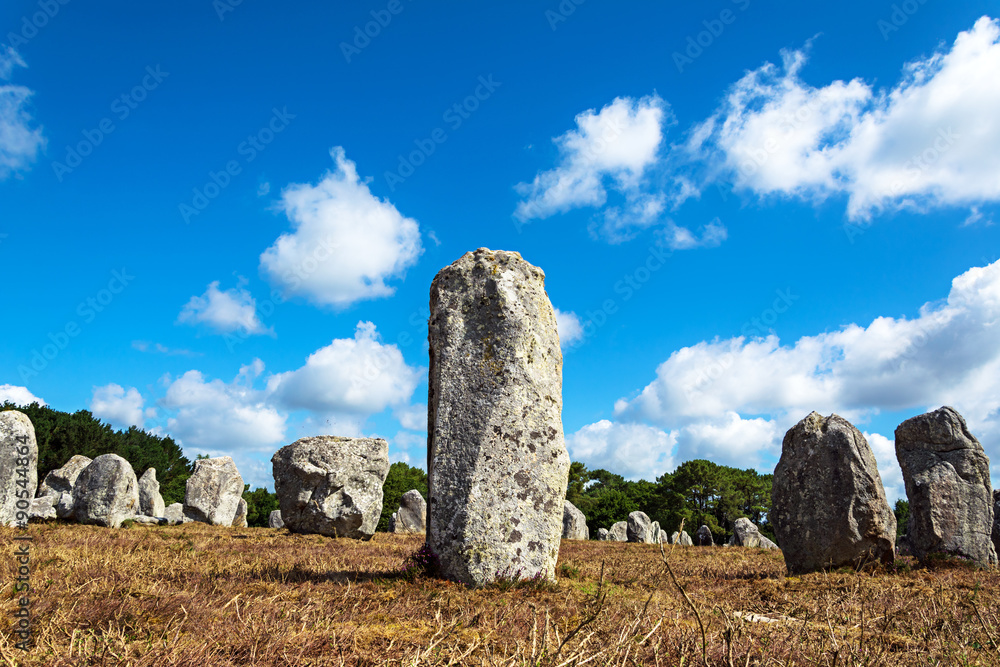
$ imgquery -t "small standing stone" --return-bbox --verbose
[392,489,427,534]
[773,412,896,573]
[269,509,284,529]
[895,407,997,566]
[727,517,775,548]
[671,530,693,546]
[164,502,189,525]
[72,454,140,528]
[272,436,389,539]
[183,456,244,526]
[609,521,628,541]
[562,500,589,540]
[38,455,91,498]
[427,249,570,585]
[138,468,166,518]
[231,498,248,527]
[596,527,610,540]
[695,525,714,546]
[0,411,37,527]
[627,511,654,543]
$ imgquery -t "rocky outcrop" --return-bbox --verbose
[72,454,139,528]
[562,500,589,540]
[427,249,570,585]
[183,456,244,526]
[895,407,997,566]
[609,521,628,541]
[269,509,284,529]
[231,498,248,527]
[773,412,896,573]
[391,490,427,534]
[627,511,654,543]
[695,525,714,546]
[138,468,166,518]
[272,436,389,539]
[0,411,37,527]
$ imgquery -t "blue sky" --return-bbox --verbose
[2,1,999,497]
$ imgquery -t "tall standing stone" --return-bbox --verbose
[72,454,140,528]
[695,525,714,546]
[427,249,570,586]
[272,436,389,539]
[627,511,654,543]
[183,456,244,526]
[0,411,37,527]
[773,412,897,574]
[562,500,589,540]
[138,468,166,518]
[895,407,997,566]
[391,489,427,534]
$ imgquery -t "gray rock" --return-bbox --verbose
[671,530,693,546]
[164,502,191,525]
[659,529,668,544]
[772,412,896,574]
[28,495,56,521]
[138,468,166,518]
[183,456,244,526]
[650,521,661,542]
[895,407,997,567]
[727,518,765,548]
[627,511,654,543]
[596,527,610,540]
[38,455,91,498]
[269,509,284,529]
[72,454,140,528]
[54,492,75,519]
[272,436,389,539]
[427,249,570,586]
[695,525,714,546]
[759,535,780,550]
[609,521,628,541]
[562,500,589,540]
[131,515,167,526]
[231,498,248,527]
[0,411,38,527]
[392,489,427,534]
[993,490,1000,558]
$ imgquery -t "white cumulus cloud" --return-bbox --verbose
[687,16,1000,220]
[163,359,287,452]
[0,384,45,407]
[554,308,584,349]
[90,384,149,430]
[0,48,44,179]
[566,419,676,480]
[515,96,669,231]
[267,321,423,416]
[177,281,271,335]
[260,147,423,308]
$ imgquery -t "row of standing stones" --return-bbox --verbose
[2,249,998,581]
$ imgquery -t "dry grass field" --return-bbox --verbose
[1,522,998,666]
